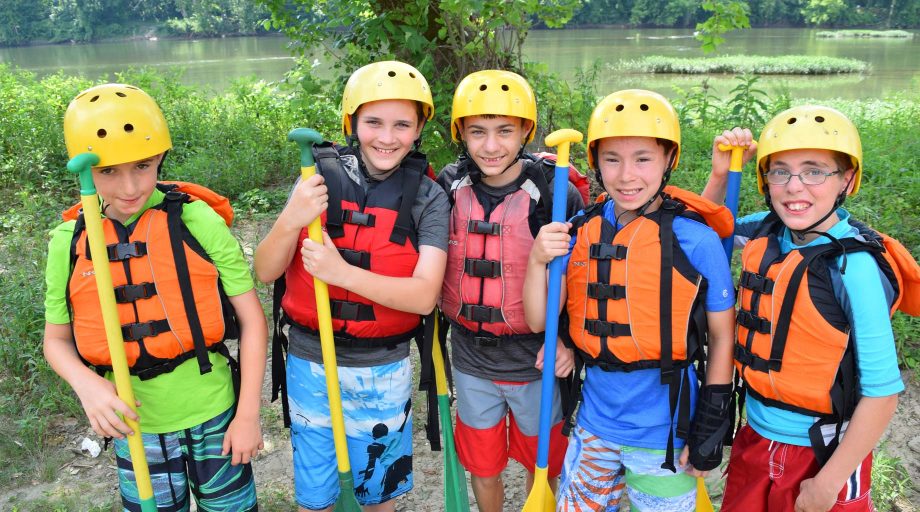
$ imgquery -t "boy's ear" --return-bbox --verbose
[843,168,857,195]
[522,119,534,142]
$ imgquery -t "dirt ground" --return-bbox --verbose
[2,218,917,511]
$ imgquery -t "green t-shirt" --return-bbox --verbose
[44,187,254,433]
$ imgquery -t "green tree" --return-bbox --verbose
[801,0,850,25]
[695,0,751,53]
[0,0,52,45]
[257,0,582,139]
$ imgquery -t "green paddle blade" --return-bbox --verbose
[335,471,362,512]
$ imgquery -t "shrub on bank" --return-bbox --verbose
[619,55,869,74]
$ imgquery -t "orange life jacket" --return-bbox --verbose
[735,215,920,419]
[65,182,238,380]
[565,187,734,371]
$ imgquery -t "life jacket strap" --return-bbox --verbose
[587,282,626,301]
[589,242,628,260]
[467,219,501,235]
[459,304,504,324]
[337,248,371,269]
[113,282,157,303]
[584,319,631,338]
[733,344,782,373]
[104,241,147,261]
[464,258,502,278]
[342,209,376,227]
[330,300,376,322]
[737,309,772,334]
[121,318,171,342]
[740,270,775,294]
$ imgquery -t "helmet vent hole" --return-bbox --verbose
[409,72,416,78]
[815,116,825,123]
[124,123,134,133]
[97,129,107,138]
[640,104,649,111]
[501,84,509,91]
[90,95,100,102]
[126,86,139,90]
[388,71,396,77]
[479,84,487,91]
[787,117,797,124]
[615,104,624,112]
[116,92,127,97]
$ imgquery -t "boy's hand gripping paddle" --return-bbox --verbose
[288,128,362,512]
[68,153,157,512]
[522,129,583,512]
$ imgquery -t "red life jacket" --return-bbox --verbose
[65,182,238,379]
[281,144,425,345]
[440,163,548,341]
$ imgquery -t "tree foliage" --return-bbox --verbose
[257,0,582,144]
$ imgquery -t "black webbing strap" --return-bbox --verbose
[740,270,775,294]
[419,311,441,451]
[164,193,211,375]
[587,282,626,300]
[766,250,825,375]
[659,208,678,472]
[338,248,371,269]
[589,242,628,260]
[459,304,504,324]
[594,217,617,363]
[584,319,631,338]
[342,209,375,227]
[270,276,291,427]
[105,241,147,261]
[467,219,501,235]
[737,309,772,334]
[389,152,425,249]
[314,144,347,239]
[330,300,375,321]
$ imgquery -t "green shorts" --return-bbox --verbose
[113,406,257,512]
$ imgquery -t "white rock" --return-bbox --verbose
[80,437,101,458]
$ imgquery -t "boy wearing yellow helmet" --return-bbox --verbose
[436,69,585,511]
[705,108,913,512]
[44,84,267,511]
[254,61,450,512]
[524,90,737,511]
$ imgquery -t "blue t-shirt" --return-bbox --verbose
[565,200,736,449]
[734,209,904,446]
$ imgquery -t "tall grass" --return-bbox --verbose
[619,55,869,75]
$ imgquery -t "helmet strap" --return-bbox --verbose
[786,170,854,242]
[600,147,678,221]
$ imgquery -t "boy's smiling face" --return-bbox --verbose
[93,153,162,224]
[354,99,423,176]
[765,148,854,242]
[460,115,533,187]
[596,136,672,218]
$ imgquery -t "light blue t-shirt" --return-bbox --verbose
[564,200,736,449]
[735,209,904,446]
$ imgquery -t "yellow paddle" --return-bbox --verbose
[288,128,362,512]
[68,153,157,512]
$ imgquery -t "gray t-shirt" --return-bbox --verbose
[437,157,585,381]
[287,148,450,367]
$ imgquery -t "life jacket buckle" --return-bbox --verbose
[464,258,502,278]
[106,241,147,261]
[113,282,157,303]
[589,243,628,261]
[467,220,501,235]
[584,319,631,338]
[472,336,501,347]
[459,304,504,324]
[587,282,627,300]
[337,248,371,269]
[330,300,375,321]
[737,309,771,334]
[740,271,775,294]
[342,209,375,227]
[121,319,170,341]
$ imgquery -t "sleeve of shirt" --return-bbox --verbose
[681,222,736,312]
[44,221,78,324]
[565,183,586,218]
[415,179,451,252]
[838,252,905,397]
[733,211,770,248]
[180,201,254,297]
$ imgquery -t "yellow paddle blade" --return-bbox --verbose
[696,477,714,512]
[521,467,555,512]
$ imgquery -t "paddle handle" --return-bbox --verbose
[717,143,744,261]
[68,154,157,512]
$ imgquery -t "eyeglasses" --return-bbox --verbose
[763,168,841,186]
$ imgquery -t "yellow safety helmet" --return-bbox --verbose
[450,70,537,143]
[586,89,680,170]
[756,105,862,195]
[64,84,172,168]
[341,60,434,137]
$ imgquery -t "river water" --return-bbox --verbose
[1,28,917,99]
